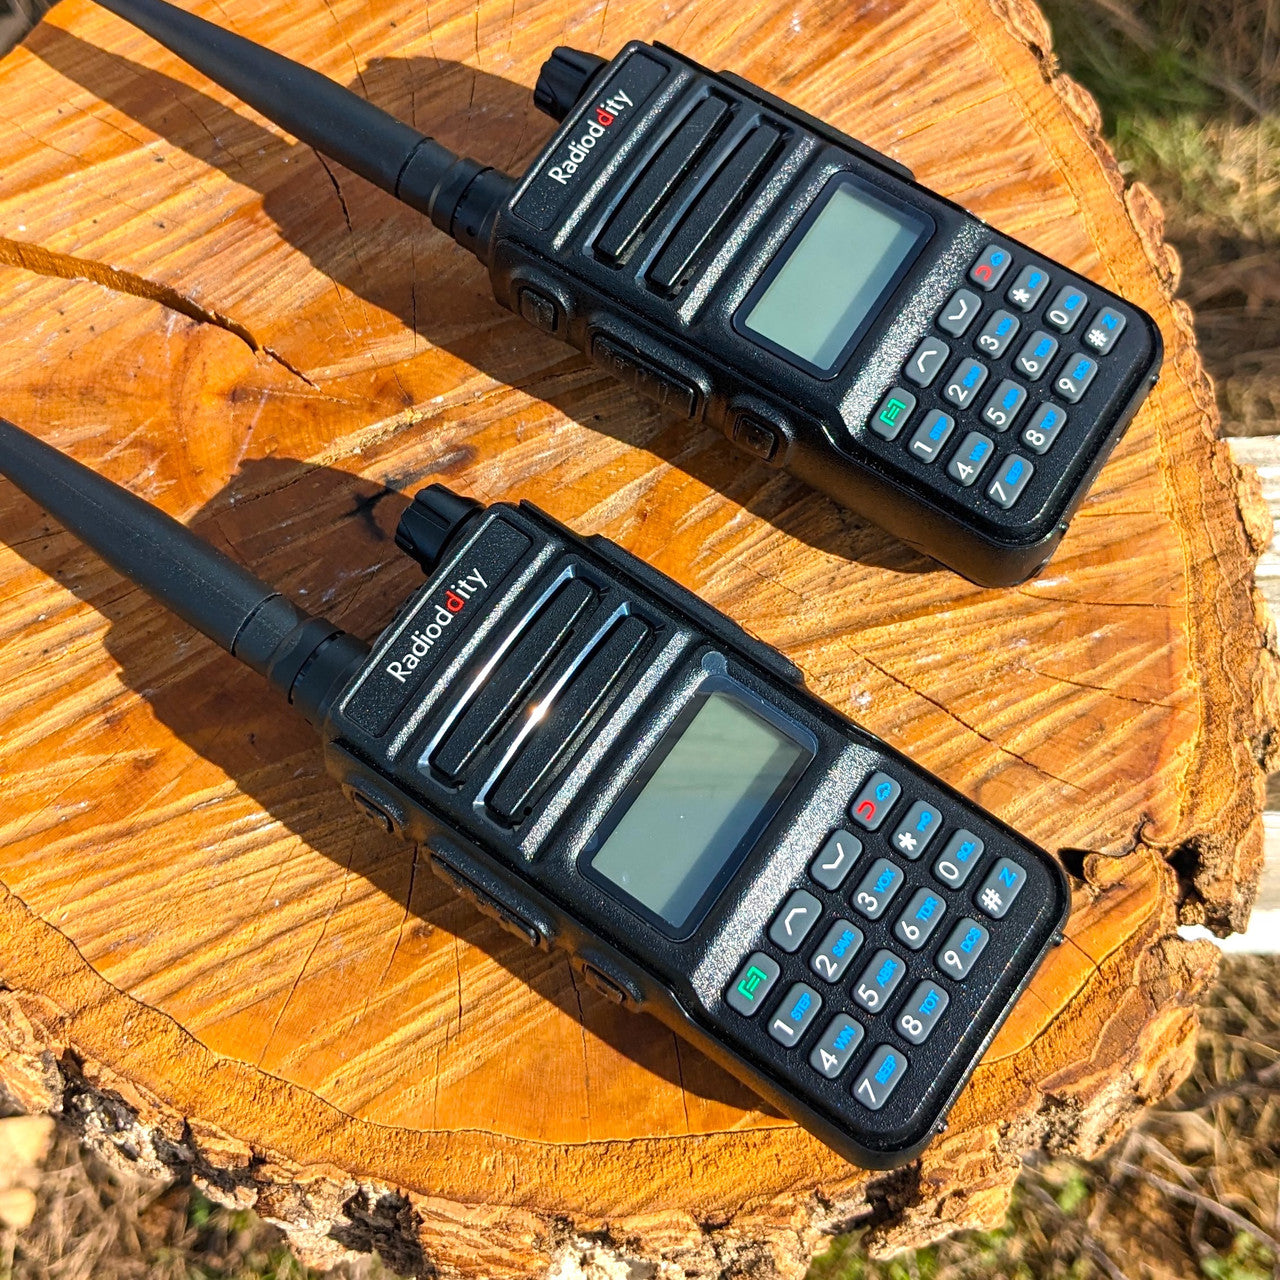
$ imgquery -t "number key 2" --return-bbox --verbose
[810,919,865,983]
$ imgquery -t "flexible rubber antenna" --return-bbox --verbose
[93,0,513,260]
[0,417,367,725]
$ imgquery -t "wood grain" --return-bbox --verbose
[0,0,1274,1274]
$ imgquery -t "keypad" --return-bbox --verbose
[810,918,864,982]
[894,888,946,951]
[769,982,822,1046]
[891,800,942,860]
[853,1045,909,1110]
[897,981,950,1045]
[908,409,955,463]
[809,830,862,890]
[861,241,1134,519]
[722,762,1052,1127]
[769,889,822,952]
[934,829,985,887]
[937,918,990,979]
[852,858,905,920]
[809,1014,864,1078]
[853,948,907,1012]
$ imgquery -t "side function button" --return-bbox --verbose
[933,829,985,888]
[894,888,947,951]
[517,286,560,333]
[976,857,1028,919]
[768,888,822,952]
[852,858,905,921]
[987,455,1034,509]
[809,1014,864,1078]
[947,431,995,487]
[1006,264,1050,311]
[853,947,907,1013]
[853,1044,909,1110]
[904,336,951,387]
[810,830,862,890]
[974,309,1020,358]
[1045,285,1088,332]
[851,771,901,831]
[937,287,982,337]
[891,800,941,860]
[908,409,955,463]
[591,335,699,417]
[1022,403,1068,455]
[810,919,864,983]
[733,411,780,461]
[871,387,917,440]
[937,918,990,980]
[981,378,1028,432]
[1055,354,1099,403]
[1084,306,1127,354]
[1013,331,1059,381]
[726,952,780,1015]
[968,244,1012,291]
[897,981,950,1045]
[769,982,822,1047]
[943,358,989,410]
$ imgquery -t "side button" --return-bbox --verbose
[578,954,645,1009]
[428,844,555,950]
[518,286,560,334]
[732,410,779,462]
[347,788,394,834]
[591,334,699,418]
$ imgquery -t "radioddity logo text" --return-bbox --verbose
[386,567,489,683]
[546,88,634,185]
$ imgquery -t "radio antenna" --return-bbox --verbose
[0,418,368,725]
[92,0,514,260]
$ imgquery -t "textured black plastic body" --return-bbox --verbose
[323,502,1071,1168]
[488,42,1163,586]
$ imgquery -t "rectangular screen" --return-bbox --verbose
[587,691,811,931]
[739,177,931,373]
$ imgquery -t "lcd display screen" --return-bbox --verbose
[739,178,931,373]
[587,691,811,931]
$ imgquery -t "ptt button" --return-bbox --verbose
[768,888,822,953]
[851,858,905,921]
[1006,264,1051,311]
[897,981,950,1045]
[980,378,1028,432]
[1055,354,1099,403]
[936,287,982,337]
[937,918,990,979]
[968,244,1013,291]
[933,829,985,887]
[1083,306,1127,354]
[851,770,901,830]
[946,431,995,487]
[894,888,947,951]
[809,1013,864,1079]
[871,387,916,440]
[974,309,1020,358]
[852,1044,909,1111]
[1013,331,1059,381]
[733,411,779,461]
[891,800,941,859]
[853,947,907,1013]
[809,830,862,890]
[1045,285,1088,332]
[809,918,864,983]
[904,336,951,387]
[976,857,1028,918]
[987,454,1034,509]
[943,358,989,410]
[908,410,955,463]
[726,951,780,1016]
[1021,402,1068,455]
[768,982,822,1047]
[517,286,560,333]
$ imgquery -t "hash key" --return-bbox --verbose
[976,857,1027,919]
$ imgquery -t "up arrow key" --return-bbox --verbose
[768,889,822,953]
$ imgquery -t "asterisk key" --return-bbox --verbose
[897,832,917,852]
[1011,288,1030,303]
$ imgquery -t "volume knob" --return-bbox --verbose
[533,47,608,121]
[395,485,482,573]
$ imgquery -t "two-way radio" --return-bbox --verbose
[0,417,1068,1168]
[87,0,1162,585]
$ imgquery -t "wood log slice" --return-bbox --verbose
[0,0,1275,1275]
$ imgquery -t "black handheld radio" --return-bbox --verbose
[89,0,1161,586]
[0,418,1069,1168]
